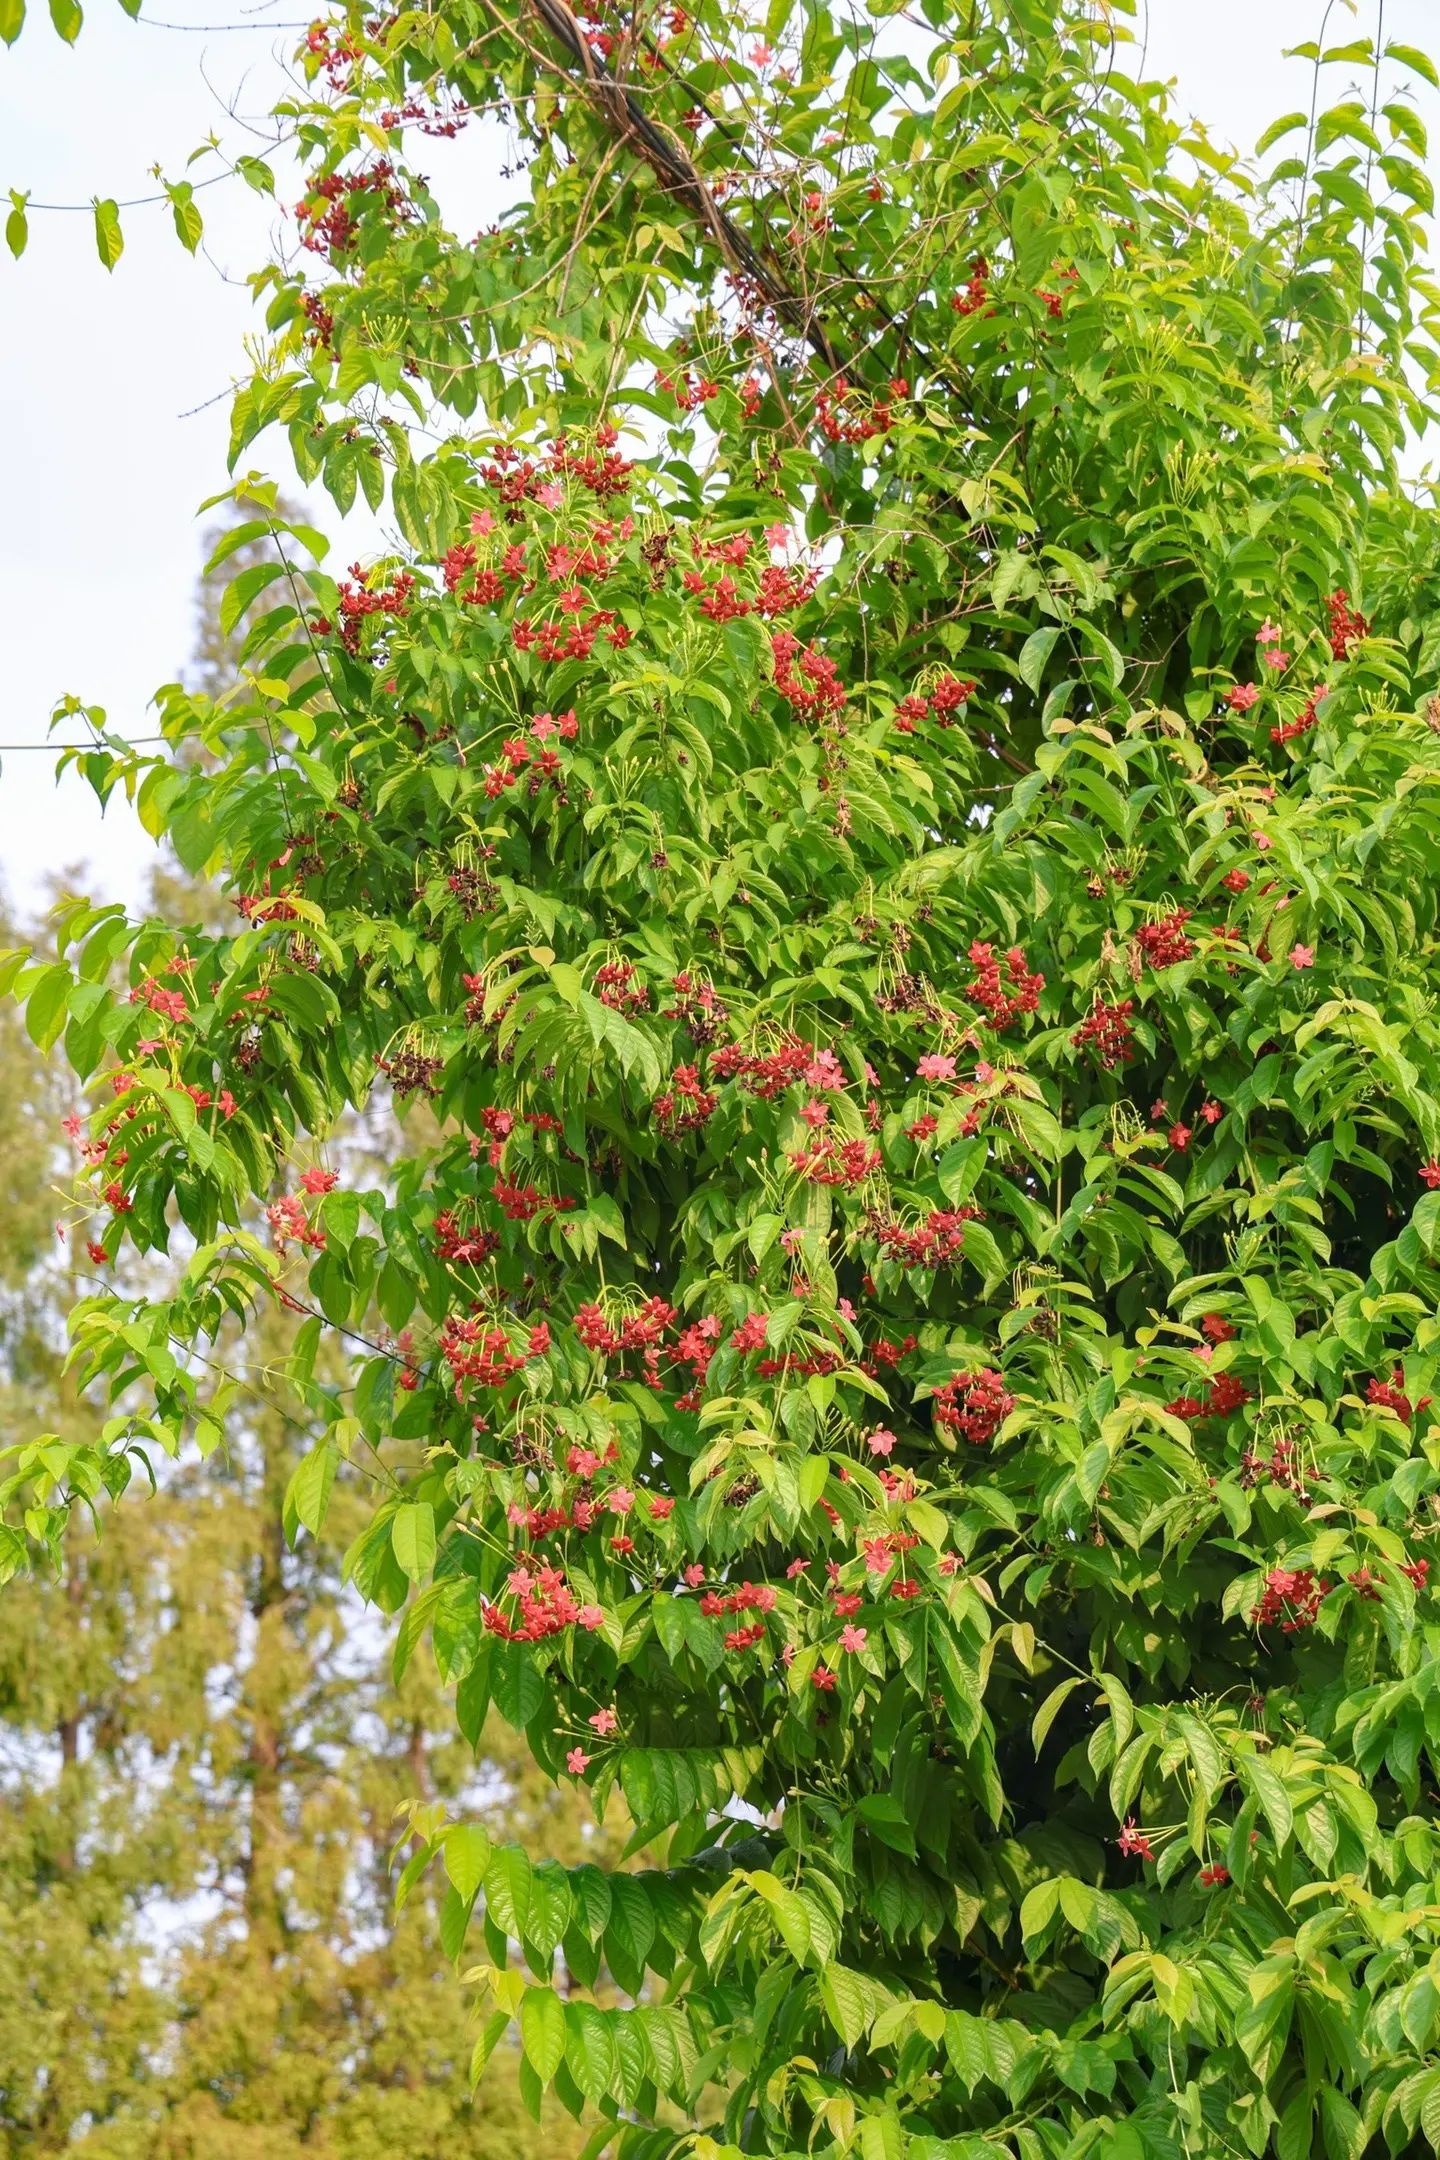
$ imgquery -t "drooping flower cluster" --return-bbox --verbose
[770,629,846,721]
[932,1367,1015,1443]
[1134,909,1194,969]
[874,1207,976,1268]
[1326,587,1369,659]
[653,1064,718,1134]
[963,941,1045,1026]
[1072,996,1136,1068]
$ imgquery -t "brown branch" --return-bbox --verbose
[524,0,847,375]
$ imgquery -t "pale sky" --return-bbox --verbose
[1,0,1434,921]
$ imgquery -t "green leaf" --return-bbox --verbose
[483,1842,533,1940]
[1241,1755,1294,1850]
[1019,1878,1060,1945]
[1256,110,1309,154]
[92,197,123,270]
[1031,1676,1082,1754]
[283,1438,338,1545]
[492,1640,545,1729]
[6,190,28,255]
[855,1794,917,1858]
[0,0,24,41]
[390,1501,436,1582]
[521,1986,568,2083]
[443,1821,491,1902]
[166,179,203,253]
[820,1963,869,2047]
[1386,39,1440,88]
[48,0,80,38]
[24,963,72,1052]
[1019,625,1061,693]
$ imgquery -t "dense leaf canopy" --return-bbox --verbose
[12,4,1440,2159]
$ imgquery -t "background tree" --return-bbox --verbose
[0,532,599,2155]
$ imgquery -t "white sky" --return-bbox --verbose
[1,0,1435,921]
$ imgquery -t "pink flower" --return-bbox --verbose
[974,1060,994,1084]
[749,40,773,64]
[300,1167,337,1194]
[805,1049,846,1092]
[799,1099,830,1127]
[862,1535,893,1573]
[1256,619,1282,645]
[786,1557,809,1578]
[938,1553,961,1576]
[867,1428,897,1457]
[916,1052,956,1082]
[588,1706,618,1735]
[1225,683,1259,712]
[839,1624,867,1653]
[534,482,564,508]
[1254,832,1273,850]
[1289,943,1314,970]
[471,508,496,535]
[607,1486,636,1515]
[1263,648,1291,671]
[577,1605,605,1631]
[566,1747,591,1774]
[684,1564,705,1587]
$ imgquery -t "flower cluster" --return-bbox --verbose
[963,940,1044,1026]
[1134,908,1194,969]
[932,1367,1015,1444]
[653,1064,718,1134]
[1255,1566,1327,1631]
[874,1207,976,1268]
[266,1193,325,1253]
[951,254,990,315]
[323,563,417,654]
[1072,996,1136,1068]
[1368,1367,1431,1425]
[1326,587,1369,659]
[786,1134,881,1188]
[484,1562,582,1641]
[771,630,846,721]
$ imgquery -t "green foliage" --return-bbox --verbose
[17,6,1440,2160]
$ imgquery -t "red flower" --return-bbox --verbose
[1422,1161,1440,1189]
[1117,1820,1153,1861]
[731,1311,769,1352]
[1255,1566,1327,1630]
[1198,1864,1230,1886]
[1072,995,1136,1069]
